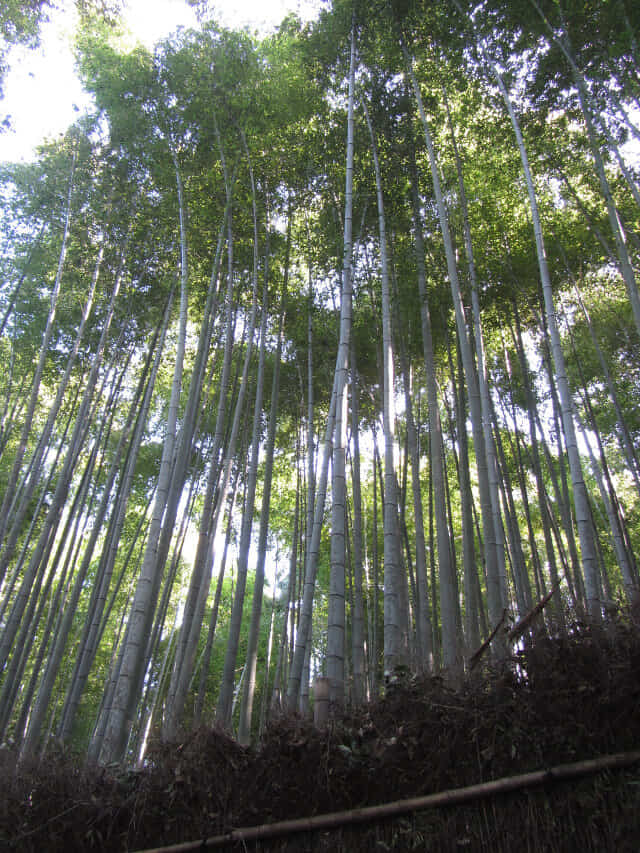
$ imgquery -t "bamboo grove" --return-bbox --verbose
[0,0,639,766]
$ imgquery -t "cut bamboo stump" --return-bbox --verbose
[313,675,330,727]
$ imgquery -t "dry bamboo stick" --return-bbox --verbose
[132,748,640,852]
[469,582,560,671]
[508,582,560,644]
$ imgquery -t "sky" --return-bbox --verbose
[0,0,323,164]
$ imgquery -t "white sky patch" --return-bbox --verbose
[208,0,324,33]
[619,105,640,171]
[121,0,198,49]
[0,0,323,164]
[0,2,90,163]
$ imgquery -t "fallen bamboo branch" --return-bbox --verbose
[508,582,560,644]
[469,583,560,671]
[131,748,640,852]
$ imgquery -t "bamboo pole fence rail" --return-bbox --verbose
[132,748,640,852]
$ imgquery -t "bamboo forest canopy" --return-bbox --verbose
[0,0,639,767]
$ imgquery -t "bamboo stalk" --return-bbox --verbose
[468,608,507,670]
[131,749,640,852]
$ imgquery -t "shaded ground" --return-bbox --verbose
[2,620,640,851]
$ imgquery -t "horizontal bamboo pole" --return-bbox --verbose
[132,748,640,852]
